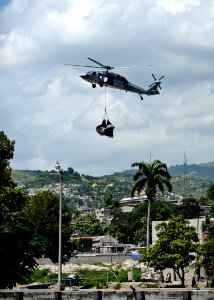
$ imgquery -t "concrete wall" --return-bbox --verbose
[0,289,214,300]
[37,254,128,266]
[68,253,128,264]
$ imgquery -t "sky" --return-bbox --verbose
[0,0,214,176]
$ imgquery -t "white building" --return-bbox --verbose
[119,195,147,212]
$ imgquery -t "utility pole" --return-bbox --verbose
[55,161,64,291]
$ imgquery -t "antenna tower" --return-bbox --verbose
[183,152,189,199]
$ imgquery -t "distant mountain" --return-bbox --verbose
[168,162,214,181]
[121,162,214,182]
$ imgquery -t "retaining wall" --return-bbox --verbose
[0,289,213,300]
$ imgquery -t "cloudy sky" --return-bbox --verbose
[1,0,214,176]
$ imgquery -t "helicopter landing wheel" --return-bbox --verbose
[99,83,104,87]
[92,83,96,88]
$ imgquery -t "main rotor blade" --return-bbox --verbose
[87,58,106,67]
[87,58,114,70]
[159,75,165,80]
[65,64,102,69]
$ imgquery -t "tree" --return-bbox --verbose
[0,187,37,288]
[0,131,15,187]
[144,216,199,287]
[108,209,139,244]
[174,197,201,219]
[199,224,214,286]
[199,196,210,206]
[24,190,73,263]
[0,132,39,288]
[210,205,214,218]
[207,183,214,201]
[73,214,105,237]
[103,193,119,213]
[131,160,172,250]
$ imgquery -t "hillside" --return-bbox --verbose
[11,162,214,201]
[168,162,214,181]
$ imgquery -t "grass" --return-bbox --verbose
[26,266,154,289]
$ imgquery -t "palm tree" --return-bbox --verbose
[131,159,172,250]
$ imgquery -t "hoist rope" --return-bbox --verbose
[103,86,108,120]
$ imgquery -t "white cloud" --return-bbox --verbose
[157,0,201,14]
[0,0,214,175]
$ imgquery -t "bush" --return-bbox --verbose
[26,268,57,284]
[117,269,127,282]
[208,276,214,287]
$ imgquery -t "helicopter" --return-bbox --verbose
[65,58,164,100]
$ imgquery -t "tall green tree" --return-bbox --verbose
[144,216,199,287]
[199,224,214,286]
[0,187,37,288]
[0,131,15,187]
[131,160,172,250]
[108,209,138,244]
[24,190,73,263]
[73,214,105,237]
[0,132,39,288]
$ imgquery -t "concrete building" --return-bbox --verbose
[92,234,119,253]
[95,208,113,226]
[119,195,147,212]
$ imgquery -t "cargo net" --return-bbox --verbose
[96,108,115,138]
[96,88,115,138]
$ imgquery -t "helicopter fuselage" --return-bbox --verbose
[80,70,160,100]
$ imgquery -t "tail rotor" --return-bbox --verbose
[149,74,164,90]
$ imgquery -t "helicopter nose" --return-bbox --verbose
[80,74,89,80]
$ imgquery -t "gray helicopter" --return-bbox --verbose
[65,58,164,100]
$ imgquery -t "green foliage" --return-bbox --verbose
[0,187,37,288]
[107,209,137,243]
[0,131,15,188]
[131,160,172,200]
[103,194,119,212]
[27,268,57,284]
[174,197,202,219]
[132,268,142,281]
[150,200,174,221]
[24,190,73,263]
[210,204,214,218]
[207,183,214,200]
[144,216,199,287]
[75,270,107,288]
[199,225,214,286]
[117,269,127,282]
[25,267,144,289]
[11,163,214,205]
[73,213,105,237]
[145,283,160,288]
[169,162,214,181]
[199,196,210,206]
[108,201,175,244]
